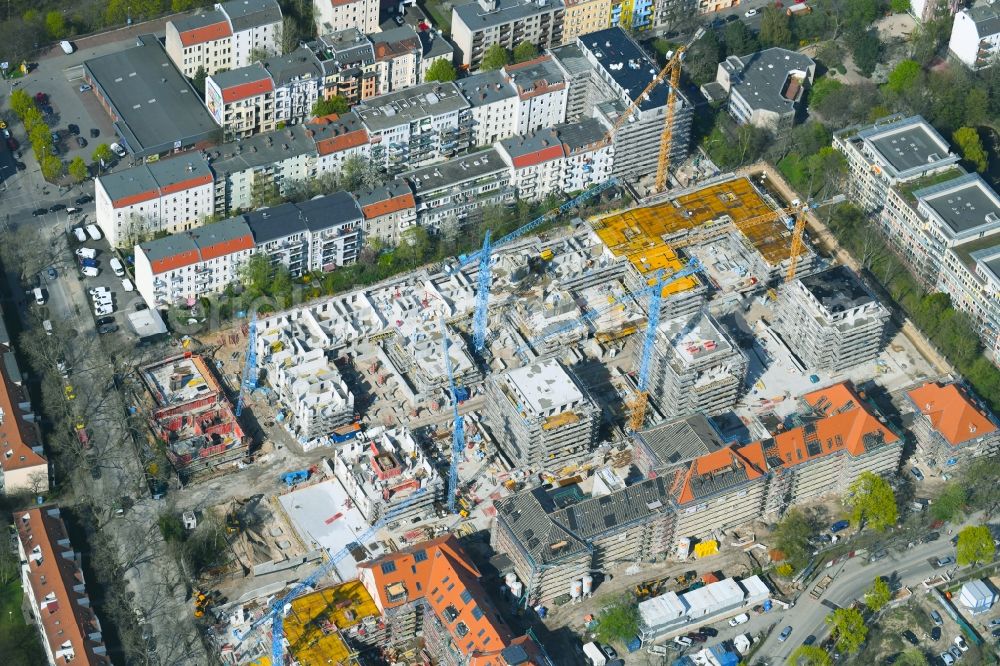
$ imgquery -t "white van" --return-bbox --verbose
[110,257,125,277]
[72,227,87,242]
[33,287,46,305]
[85,224,102,241]
[110,143,126,158]
[729,613,750,627]
[121,278,134,292]
[42,320,53,336]
[76,247,96,260]
[81,266,99,278]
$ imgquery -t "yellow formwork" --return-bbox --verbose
[592,178,793,281]
[281,580,380,666]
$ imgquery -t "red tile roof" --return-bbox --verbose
[511,144,565,169]
[361,193,415,219]
[178,21,232,47]
[16,507,110,665]
[221,77,273,103]
[907,382,998,446]
[315,128,369,155]
[149,248,201,274]
[0,345,46,474]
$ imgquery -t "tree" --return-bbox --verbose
[723,20,759,56]
[844,0,880,27]
[594,596,640,646]
[956,525,995,566]
[685,30,723,85]
[44,11,66,39]
[825,607,867,654]
[10,89,33,117]
[513,41,538,63]
[809,77,844,108]
[481,43,510,71]
[773,508,814,568]
[886,59,923,96]
[846,471,897,531]
[897,649,929,666]
[92,143,114,165]
[312,96,350,117]
[931,482,967,522]
[424,58,457,82]
[249,46,271,63]
[281,15,300,55]
[790,645,832,666]
[849,29,882,77]
[864,576,891,612]
[890,0,910,12]
[240,254,272,297]
[192,66,208,97]
[40,154,63,181]
[760,6,793,47]
[952,127,989,173]
[68,157,89,183]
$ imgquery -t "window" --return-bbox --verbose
[471,606,483,620]
[380,561,396,574]
[460,590,472,604]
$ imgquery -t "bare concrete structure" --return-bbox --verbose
[772,265,890,373]
[483,358,599,473]
[643,309,748,421]
[268,346,355,445]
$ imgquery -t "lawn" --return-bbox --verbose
[420,0,452,33]
[0,574,46,665]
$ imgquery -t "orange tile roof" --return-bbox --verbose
[907,382,998,446]
[315,128,369,155]
[676,444,766,504]
[179,20,232,47]
[802,381,863,414]
[221,77,273,103]
[511,144,565,169]
[0,345,46,474]
[361,193,415,220]
[359,535,540,666]
[16,507,110,665]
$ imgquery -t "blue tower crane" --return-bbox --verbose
[472,230,491,353]
[236,313,257,417]
[439,317,464,514]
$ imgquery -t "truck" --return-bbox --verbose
[331,422,361,443]
[810,574,833,599]
[786,3,811,14]
[583,642,607,666]
[281,469,310,486]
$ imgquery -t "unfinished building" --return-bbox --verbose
[380,319,481,404]
[140,353,247,478]
[772,265,890,373]
[642,309,748,421]
[268,345,355,445]
[903,380,1000,468]
[483,359,600,474]
[632,413,729,478]
[332,425,444,526]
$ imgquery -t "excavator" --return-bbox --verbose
[225,494,264,535]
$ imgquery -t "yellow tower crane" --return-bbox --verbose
[786,210,808,282]
[601,28,705,194]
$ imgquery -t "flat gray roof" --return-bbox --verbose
[138,233,199,264]
[557,117,607,152]
[403,148,505,193]
[99,156,213,201]
[206,125,317,176]
[243,203,306,243]
[549,43,590,78]
[723,48,814,115]
[219,0,282,31]
[453,0,563,32]
[211,61,272,88]
[861,116,954,176]
[634,413,727,469]
[171,8,228,33]
[297,191,363,231]
[355,179,414,208]
[263,47,321,86]
[84,35,219,156]
[917,173,1000,238]
[356,82,468,131]
[800,265,876,311]
[188,216,253,247]
[456,70,516,107]
[579,28,671,111]
[500,127,564,160]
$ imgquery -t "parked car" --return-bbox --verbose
[110,257,125,277]
[77,247,97,259]
[931,626,942,641]
[921,531,941,544]
[68,124,79,135]
[96,316,115,326]
[75,136,87,148]
[98,323,118,335]
[935,556,956,568]
[602,645,618,660]
[778,626,793,642]
[72,227,87,242]
[79,84,92,92]
[931,610,944,626]
[85,224,102,240]
[686,632,706,643]
[32,208,48,216]
[49,203,65,212]
[89,128,99,138]
[902,630,919,646]
[949,646,962,660]
[698,627,718,638]
[121,278,134,292]
[76,194,93,204]
[941,652,955,666]
[954,637,968,652]
[729,614,750,627]
[673,636,693,647]
[911,467,925,481]
[745,8,758,16]
[803,635,816,646]
[81,266,99,277]
[14,161,25,171]
[94,304,113,316]
[46,267,57,280]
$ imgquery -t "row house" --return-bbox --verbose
[205,63,276,139]
[309,28,378,104]
[313,0,380,36]
[904,381,1000,468]
[561,0,611,45]
[503,55,570,135]
[372,26,422,96]
[355,180,418,245]
[0,338,48,495]
[451,0,565,69]
[263,47,324,125]
[95,158,215,247]
[949,3,1000,71]
[165,0,283,77]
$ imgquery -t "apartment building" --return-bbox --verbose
[95,158,215,247]
[558,117,614,192]
[358,535,548,665]
[243,201,311,276]
[355,180,418,245]
[497,129,568,200]
[262,47,323,124]
[562,0,611,44]
[133,217,256,308]
[418,29,456,83]
[772,265,890,373]
[712,48,816,131]
[356,82,472,176]
[483,358,600,473]
[402,147,516,228]
[372,26,422,95]
[451,0,565,68]
[643,309,748,421]
[299,192,364,270]
[165,0,282,77]
[904,381,1000,468]
[310,111,374,177]
[310,28,378,104]
[16,507,111,666]
[205,63,276,138]
[632,413,728,478]
[652,0,699,36]
[332,425,444,525]
[313,0,380,35]
[949,3,1000,70]
[503,55,570,134]
[576,28,692,181]
[610,0,655,30]
[0,341,48,495]
[937,238,1000,360]
[268,346,355,443]
[456,71,520,146]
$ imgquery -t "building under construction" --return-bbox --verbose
[641,309,748,421]
[483,358,600,474]
[268,345,355,445]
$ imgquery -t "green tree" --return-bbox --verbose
[844,0,880,27]
[685,29,723,85]
[9,89,33,117]
[424,58,457,82]
[92,143,114,165]
[956,524,995,566]
[172,0,202,10]
[158,513,186,543]
[44,11,65,39]
[481,43,510,71]
[864,576,891,612]
[192,65,208,97]
[594,596,640,646]
[312,95,350,117]
[28,123,53,154]
[250,178,281,208]
[68,157,88,183]
[890,0,911,12]
[849,29,882,77]
[809,77,844,107]
[885,59,922,95]
[825,607,867,654]
[773,508,814,568]
[931,482,967,522]
[790,645,832,666]
[40,154,63,181]
[896,648,929,665]
[723,20,759,56]
[240,253,272,297]
[847,471,897,531]
[952,127,989,173]
[513,41,538,63]
[760,6,793,47]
